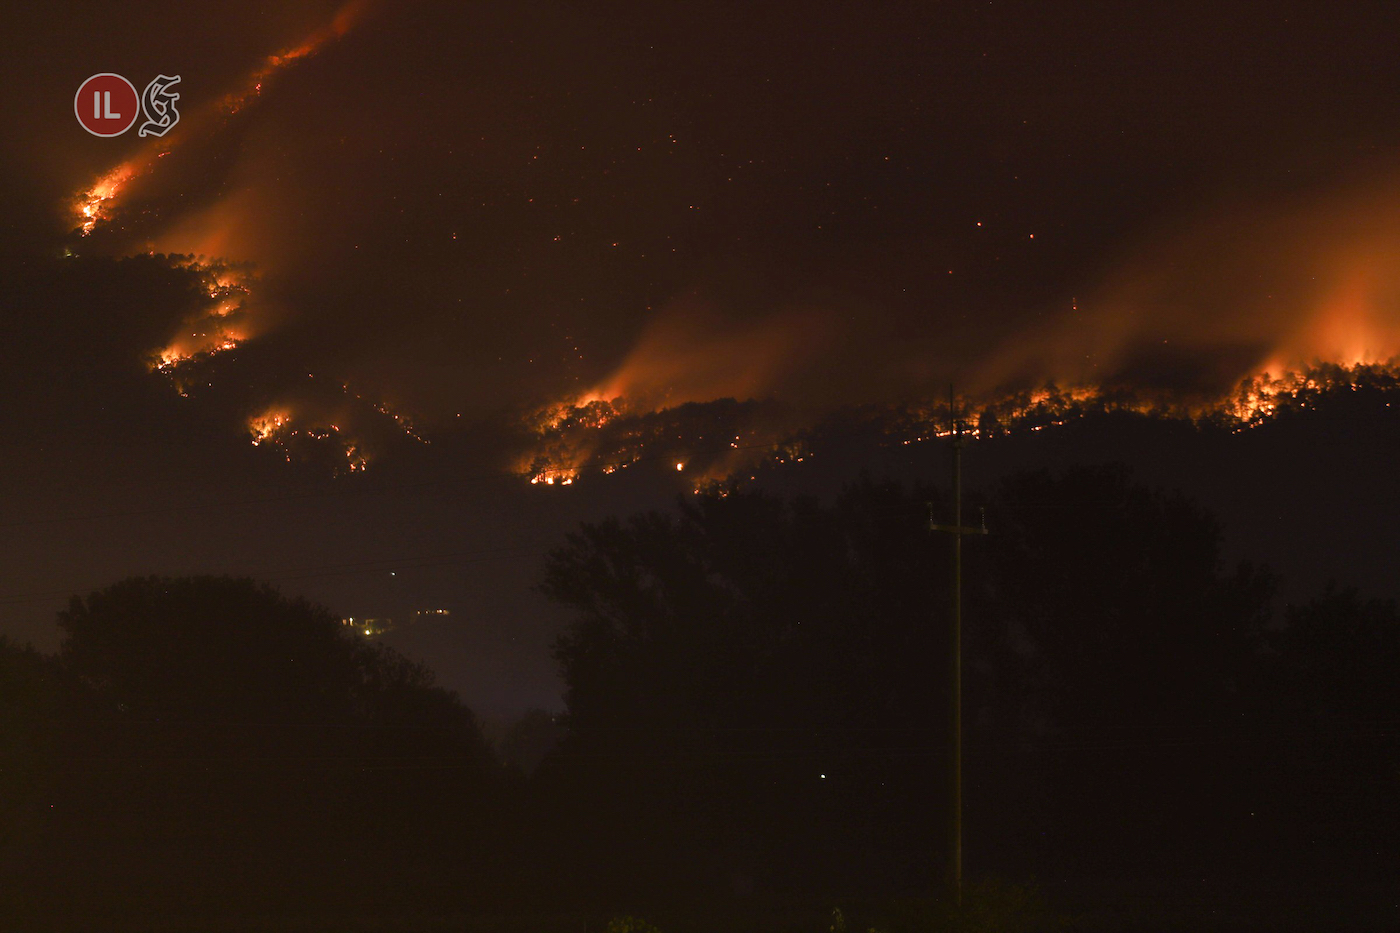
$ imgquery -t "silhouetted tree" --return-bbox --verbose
[967,466,1275,872]
[2,577,504,923]
[62,577,410,721]
[538,467,1278,892]
[1247,587,1400,864]
[539,479,954,897]
[499,708,565,776]
[0,637,63,867]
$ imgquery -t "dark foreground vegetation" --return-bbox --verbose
[1,467,1396,930]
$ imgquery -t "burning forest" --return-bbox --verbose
[8,2,1400,929]
[51,0,1400,491]
[517,361,1400,489]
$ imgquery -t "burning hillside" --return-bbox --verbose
[64,1,387,472]
[51,0,1400,486]
[518,362,1400,489]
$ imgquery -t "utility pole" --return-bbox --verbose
[930,386,986,908]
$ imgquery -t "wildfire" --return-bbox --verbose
[154,333,243,371]
[339,382,432,445]
[247,407,368,473]
[148,261,255,374]
[249,408,292,446]
[240,387,429,475]
[519,361,1400,489]
[532,396,623,433]
[70,0,370,238]
[62,2,382,478]
[529,470,577,486]
[75,164,137,236]
[58,0,1400,487]
[343,445,368,473]
[222,0,369,115]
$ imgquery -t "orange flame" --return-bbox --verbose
[249,407,292,446]
[75,163,138,236]
[71,0,371,237]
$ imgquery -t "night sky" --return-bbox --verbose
[3,0,1400,719]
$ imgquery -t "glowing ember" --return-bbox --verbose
[519,361,1400,489]
[75,164,137,236]
[222,0,369,115]
[147,261,255,373]
[63,3,380,479]
[249,408,292,446]
[247,406,370,474]
[70,0,369,238]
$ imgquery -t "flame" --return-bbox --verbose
[249,408,292,445]
[529,469,577,486]
[154,331,244,371]
[70,0,370,237]
[221,0,370,115]
[519,361,1398,489]
[65,2,387,479]
[75,164,137,236]
[248,407,367,473]
[241,386,427,475]
[148,262,256,372]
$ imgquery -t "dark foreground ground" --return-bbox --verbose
[4,877,1397,933]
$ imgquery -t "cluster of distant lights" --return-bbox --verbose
[342,608,451,637]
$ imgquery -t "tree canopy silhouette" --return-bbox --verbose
[59,576,443,724]
[537,467,1279,889]
[4,576,505,922]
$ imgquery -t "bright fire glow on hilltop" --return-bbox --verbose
[519,361,1399,489]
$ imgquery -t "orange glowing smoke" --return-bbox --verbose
[520,361,1399,489]
[563,302,837,416]
[978,173,1400,397]
[1261,262,1400,375]
[71,0,371,238]
[66,1,382,478]
[221,0,370,115]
